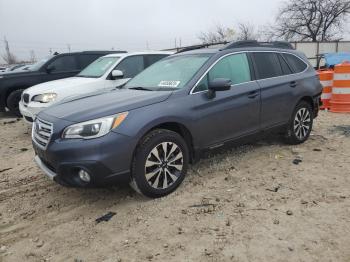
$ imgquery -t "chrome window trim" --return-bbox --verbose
[190,50,310,95]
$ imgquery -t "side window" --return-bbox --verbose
[282,53,307,73]
[144,55,168,67]
[78,54,100,69]
[115,56,144,78]
[194,53,251,93]
[253,52,283,79]
[278,54,293,75]
[47,56,78,72]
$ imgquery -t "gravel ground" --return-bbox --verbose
[0,111,349,262]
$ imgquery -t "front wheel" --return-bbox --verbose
[284,101,313,145]
[6,89,24,117]
[130,129,189,198]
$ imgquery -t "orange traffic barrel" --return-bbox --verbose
[318,70,333,110]
[330,61,350,113]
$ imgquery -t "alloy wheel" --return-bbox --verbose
[144,142,183,189]
[293,108,311,140]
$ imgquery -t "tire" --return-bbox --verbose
[130,129,189,198]
[6,89,24,117]
[284,101,313,145]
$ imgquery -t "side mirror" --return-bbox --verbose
[46,64,55,73]
[111,70,124,79]
[207,78,232,98]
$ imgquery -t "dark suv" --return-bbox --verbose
[32,41,322,198]
[0,50,126,115]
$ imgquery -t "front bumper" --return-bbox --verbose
[19,101,45,124]
[33,131,138,187]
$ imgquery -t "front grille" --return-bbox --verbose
[22,93,30,103]
[32,118,53,150]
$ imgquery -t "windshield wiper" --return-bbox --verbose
[128,87,153,91]
[76,75,95,78]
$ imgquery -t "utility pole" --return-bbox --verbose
[67,44,71,53]
[29,50,36,63]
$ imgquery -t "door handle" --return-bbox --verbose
[247,90,259,99]
[290,81,297,88]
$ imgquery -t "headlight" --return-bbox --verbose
[32,93,57,103]
[62,112,128,139]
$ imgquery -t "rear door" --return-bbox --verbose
[144,54,169,68]
[252,52,296,128]
[190,52,261,147]
[107,55,145,87]
[77,54,101,70]
[42,55,80,81]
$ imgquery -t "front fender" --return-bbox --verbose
[111,100,192,141]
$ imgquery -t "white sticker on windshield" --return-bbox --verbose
[158,80,181,88]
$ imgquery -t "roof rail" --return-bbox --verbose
[176,41,229,53]
[221,40,294,50]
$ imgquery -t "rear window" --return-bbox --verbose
[253,52,282,79]
[278,54,293,75]
[282,53,307,73]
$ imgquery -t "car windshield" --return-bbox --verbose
[77,57,120,78]
[125,54,211,90]
[29,55,54,71]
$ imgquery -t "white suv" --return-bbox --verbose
[19,51,172,123]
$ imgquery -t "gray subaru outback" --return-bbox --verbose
[32,41,322,198]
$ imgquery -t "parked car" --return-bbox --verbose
[4,64,27,72]
[0,50,126,115]
[0,66,7,73]
[32,41,322,198]
[13,64,32,71]
[19,51,172,123]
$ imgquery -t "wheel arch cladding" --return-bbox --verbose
[137,122,195,162]
[298,96,314,110]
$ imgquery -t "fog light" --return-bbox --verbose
[78,169,91,183]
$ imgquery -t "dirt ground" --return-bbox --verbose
[0,111,349,262]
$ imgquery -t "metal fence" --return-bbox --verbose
[290,41,350,67]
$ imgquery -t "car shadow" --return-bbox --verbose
[0,111,19,119]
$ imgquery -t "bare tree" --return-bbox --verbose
[235,22,260,41]
[198,24,235,44]
[1,37,17,64]
[274,0,350,42]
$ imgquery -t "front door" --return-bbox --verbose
[189,53,261,148]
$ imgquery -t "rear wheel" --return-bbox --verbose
[6,89,24,116]
[284,101,313,145]
[130,129,189,198]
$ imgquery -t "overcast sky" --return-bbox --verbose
[0,0,284,63]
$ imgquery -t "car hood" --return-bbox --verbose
[24,77,100,95]
[0,69,40,77]
[40,89,173,123]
